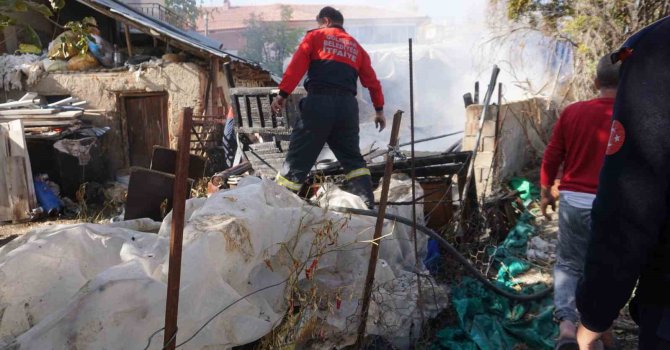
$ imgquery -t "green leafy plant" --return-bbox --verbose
[240,5,302,76]
[59,16,96,57]
[493,0,670,100]
[0,0,64,52]
[165,0,200,28]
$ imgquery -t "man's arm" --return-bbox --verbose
[278,33,313,98]
[539,111,566,217]
[358,50,384,112]
[576,37,670,333]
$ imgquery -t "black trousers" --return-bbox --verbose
[276,94,374,205]
[631,299,670,349]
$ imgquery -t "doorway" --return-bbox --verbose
[122,93,169,168]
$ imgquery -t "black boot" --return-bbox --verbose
[343,175,375,209]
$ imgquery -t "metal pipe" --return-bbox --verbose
[163,108,193,349]
[486,82,504,198]
[356,110,403,348]
[328,206,553,302]
[408,38,424,326]
[362,131,464,161]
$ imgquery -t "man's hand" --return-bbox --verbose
[540,186,557,220]
[271,96,285,114]
[374,110,386,132]
[577,324,604,350]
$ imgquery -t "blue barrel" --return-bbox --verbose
[34,179,62,216]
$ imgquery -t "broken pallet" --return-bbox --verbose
[0,120,36,221]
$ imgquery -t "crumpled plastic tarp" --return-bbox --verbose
[0,176,447,349]
[431,212,557,350]
[53,137,97,166]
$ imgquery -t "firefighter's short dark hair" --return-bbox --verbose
[597,54,621,88]
[317,6,344,25]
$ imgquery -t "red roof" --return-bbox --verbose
[197,3,424,32]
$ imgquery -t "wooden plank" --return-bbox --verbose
[124,24,133,57]
[0,127,8,157]
[0,116,75,121]
[0,109,57,116]
[19,93,38,101]
[4,156,30,222]
[6,120,36,209]
[0,100,39,109]
[210,57,220,115]
[0,110,82,121]
[0,128,10,221]
[47,97,78,107]
[21,120,78,127]
[54,110,83,118]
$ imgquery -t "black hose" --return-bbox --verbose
[328,206,553,302]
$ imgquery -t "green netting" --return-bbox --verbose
[431,200,557,350]
[509,177,540,207]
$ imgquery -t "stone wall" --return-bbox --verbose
[26,62,208,171]
[462,97,557,195]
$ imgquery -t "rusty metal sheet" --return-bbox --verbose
[124,167,192,222]
[150,146,206,180]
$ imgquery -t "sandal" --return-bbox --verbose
[555,337,579,350]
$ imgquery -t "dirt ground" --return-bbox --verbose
[0,219,82,248]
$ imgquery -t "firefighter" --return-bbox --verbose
[576,16,670,349]
[270,6,386,208]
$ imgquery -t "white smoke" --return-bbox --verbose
[351,1,573,152]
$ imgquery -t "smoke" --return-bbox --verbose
[347,1,572,153]
[356,43,477,153]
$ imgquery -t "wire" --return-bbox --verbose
[143,278,289,350]
[143,328,165,350]
[144,196,549,349]
[327,206,553,302]
[375,188,443,206]
[361,131,465,159]
[163,329,178,349]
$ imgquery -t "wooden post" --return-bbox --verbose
[163,108,192,350]
[124,24,133,57]
[356,110,403,348]
[210,57,220,115]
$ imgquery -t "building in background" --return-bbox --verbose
[196,0,430,54]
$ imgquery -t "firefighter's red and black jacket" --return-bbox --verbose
[278,25,385,112]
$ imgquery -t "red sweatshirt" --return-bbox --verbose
[278,26,384,111]
[540,97,615,194]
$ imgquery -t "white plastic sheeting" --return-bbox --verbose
[0,177,446,349]
[0,54,43,91]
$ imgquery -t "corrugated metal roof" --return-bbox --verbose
[76,0,263,67]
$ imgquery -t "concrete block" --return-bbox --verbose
[466,121,477,135]
[482,120,497,137]
[474,151,494,169]
[462,136,477,151]
[482,136,496,152]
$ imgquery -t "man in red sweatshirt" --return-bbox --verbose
[540,55,620,350]
[270,6,385,208]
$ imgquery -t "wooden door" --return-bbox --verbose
[123,93,169,168]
